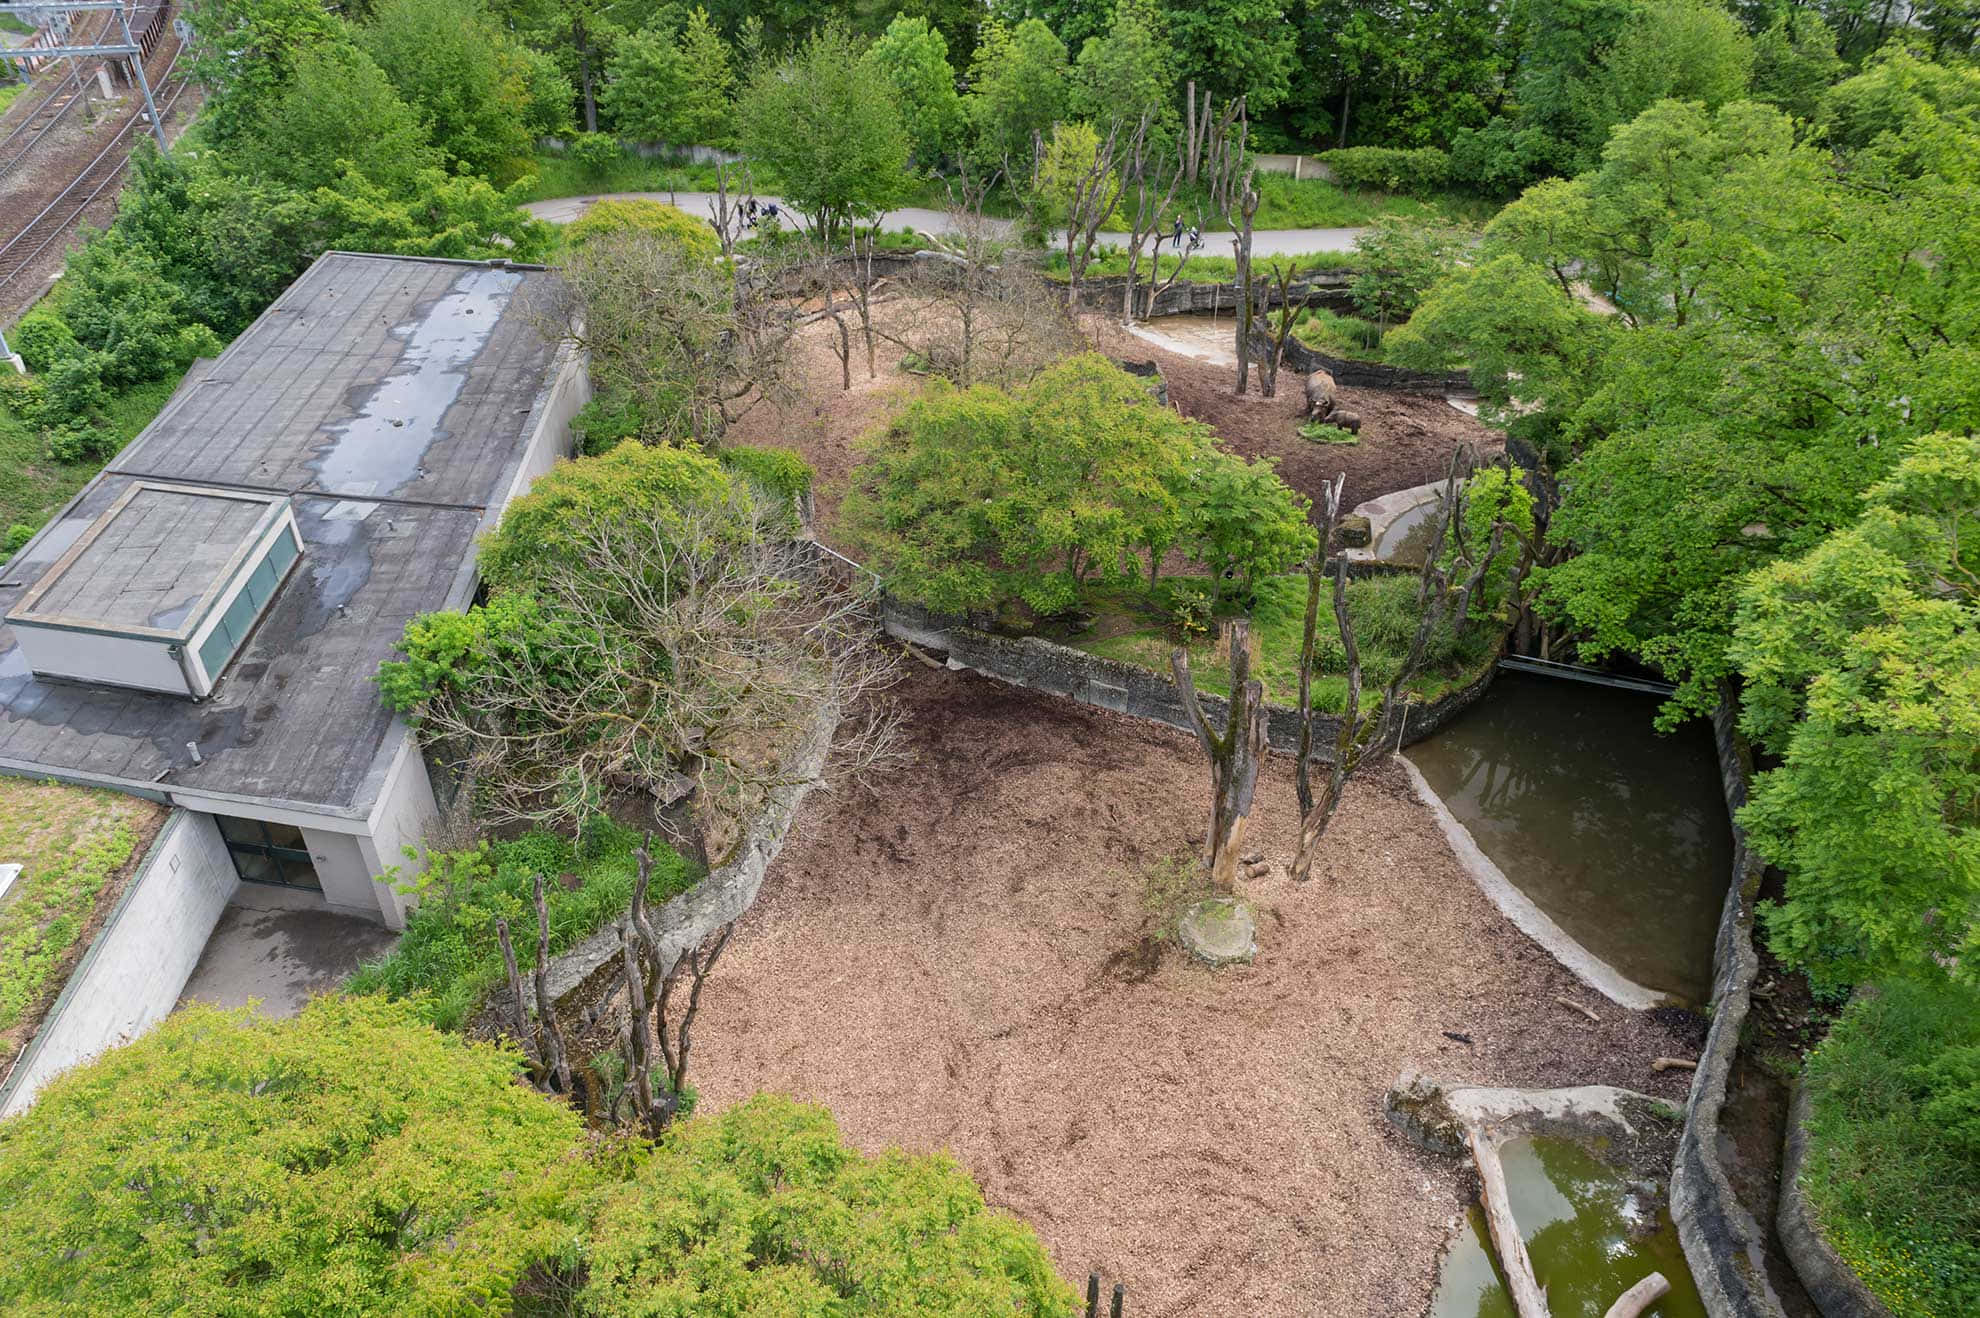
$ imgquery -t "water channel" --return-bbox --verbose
[1405,672,1732,1005]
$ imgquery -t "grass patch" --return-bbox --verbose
[1799,977,1980,1316]
[0,376,179,547]
[345,817,698,1032]
[0,781,158,1060]
[1068,572,1496,714]
[1294,306,1386,362]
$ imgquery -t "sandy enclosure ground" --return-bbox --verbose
[692,670,1697,1318]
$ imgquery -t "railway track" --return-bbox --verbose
[0,18,185,301]
[0,3,123,179]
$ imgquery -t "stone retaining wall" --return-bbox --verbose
[520,701,839,1012]
[1267,327,1474,395]
[1670,696,1786,1318]
[881,596,1499,756]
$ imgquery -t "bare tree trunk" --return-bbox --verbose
[1233,173,1260,395]
[1259,261,1314,398]
[1186,80,1199,183]
[529,872,573,1095]
[1171,618,1270,890]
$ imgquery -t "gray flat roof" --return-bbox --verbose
[0,253,568,815]
[9,484,283,637]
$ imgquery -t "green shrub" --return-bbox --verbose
[45,423,118,465]
[39,352,107,424]
[10,310,77,374]
[564,197,720,263]
[719,444,814,531]
[2,524,34,556]
[578,1094,1075,1316]
[1321,146,1453,197]
[567,131,625,179]
[1295,306,1385,360]
[345,817,695,1031]
[570,387,646,455]
[0,369,45,425]
[1800,978,1980,1316]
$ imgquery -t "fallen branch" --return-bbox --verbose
[901,641,947,671]
[1554,995,1600,1024]
[1603,1272,1670,1318]
[1469,1127,1550,1318]
[1651,1057,1698,1073]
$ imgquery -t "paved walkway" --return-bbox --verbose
[522,190,1367,257]
[178,888,398,1018]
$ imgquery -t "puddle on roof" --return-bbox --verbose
[308,267,521,498]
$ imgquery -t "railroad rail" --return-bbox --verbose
[0,2,169,181]
[0,21,185,300]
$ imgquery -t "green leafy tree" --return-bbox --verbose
[738,24,911,241]
[1070,0,1177,138]
[1603,0,1755,126]
[0,998,594,1314]
[181,0,342,147]
[239,42,438,193]
[1732,433,1980,989]
[966,17,1069,169]
[862,14,966,167]
[1346,217,1456,330]
[1748,12,1846,125]
[1285,0,1506,149]
[601,6,735,146]
[579,1094,1074,1315]
[361,0,538,179]
[1158,0,1295,110]
[847,354,1311,616]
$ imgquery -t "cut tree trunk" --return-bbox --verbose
[1603,1273,1670,1318]
[1470,1127,1551,1318]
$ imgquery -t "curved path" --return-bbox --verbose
[523,190,1367,258]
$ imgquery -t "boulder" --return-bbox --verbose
[1337,514,1372,548]
[1384,1069,1467,1157]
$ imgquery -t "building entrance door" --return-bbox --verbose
[215,815,322,890]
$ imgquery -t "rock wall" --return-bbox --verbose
[1776,1082,1896,1318]
[1670,696,1787,1318]
[881,596,1498,756]
[1266,327,1474,395]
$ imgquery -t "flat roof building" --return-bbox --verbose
[0,252,586,928]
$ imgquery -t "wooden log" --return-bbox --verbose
[1602,1272,1670,1318]
[1554,994,1600,1023]
[1468,1126,1550,1318]
[1651,1056,1698,1072]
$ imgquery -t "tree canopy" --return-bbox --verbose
[0,998,592,1314]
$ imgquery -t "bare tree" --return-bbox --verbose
[1232,173,1261,395]
[1171,618,1271,891]
[876,169,1080,389]
[496,872,575,1097]
[1042,117,1132,313]
[610,841,733,1136]
[1117,117,1188,323]
[1289,447,1530,882]
[405,496,906,861]
[1254,260,1316,398]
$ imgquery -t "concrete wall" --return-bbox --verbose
[0,810,237,1116]
[355,737,442,929]
[1670,695,1786,1318]
[501,338,588,512]
[301,827,389,925]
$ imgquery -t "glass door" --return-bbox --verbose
[215,815,322,890]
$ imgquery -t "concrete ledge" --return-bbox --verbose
[1777,1082,1896,1318]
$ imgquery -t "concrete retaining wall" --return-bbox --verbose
[880,597,1498,757]
[1670,697,1786,1318]
[1777,1082,1895,1318]
[0,810,237,1116]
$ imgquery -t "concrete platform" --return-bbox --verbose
[176,887,399,1018]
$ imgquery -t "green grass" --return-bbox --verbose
[345,818,698,1033]
[1293,306,1387,363]
[1799,978,1980,1317]
[0,376,179,547]
[0,780,156,1059]
[0,80,26,118]
[1068,572,1497,714]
